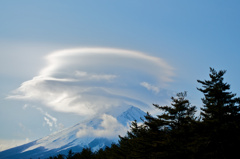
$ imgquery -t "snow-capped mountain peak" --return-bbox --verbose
[0,105,146,159]
[117,106,146,126]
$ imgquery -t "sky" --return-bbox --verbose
[1,0,240,151]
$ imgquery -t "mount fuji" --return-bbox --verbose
[0,105,146,159]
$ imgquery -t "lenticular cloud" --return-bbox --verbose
[8,48,174,116]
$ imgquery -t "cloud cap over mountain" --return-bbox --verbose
[8,48,174,116]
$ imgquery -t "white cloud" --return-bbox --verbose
[45,112,57,125]
[75,71,117,81]
[140,82,160,93]
[43,113,58,131]
[44,117,53,127]
[76,114,128,139]
[8,48,174,116]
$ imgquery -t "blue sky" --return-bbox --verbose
[1,0,240,150]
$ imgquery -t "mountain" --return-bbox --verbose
[0,105,146,159]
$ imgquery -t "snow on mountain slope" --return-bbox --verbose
[117,106,146,126]
[0,105,146,159]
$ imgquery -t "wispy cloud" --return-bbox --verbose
[140,82,160,93]
[22,104,62,131]
[43,113,58,131]
[8,48,174,117]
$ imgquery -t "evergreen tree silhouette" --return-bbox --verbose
[148,92,197,158]
[197,68,240,158]
[117,92,197,158]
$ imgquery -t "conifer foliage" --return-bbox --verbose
[48,68,240,159]
[196,68,240,158]
[197,68,240,122]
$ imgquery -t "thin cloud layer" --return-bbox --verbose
[8,48,174,116]
[140,82,160,93]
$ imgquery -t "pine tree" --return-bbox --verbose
[117,92,197,158]
[197,68,240,158]
[152,91,196,129]
[197,68,240,122]
[118,120,152,158]
[149,92,197,158]
[67,149,74,159]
